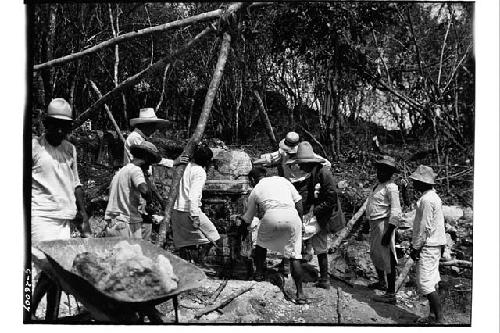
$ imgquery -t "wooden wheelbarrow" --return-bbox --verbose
[32,238,206,323]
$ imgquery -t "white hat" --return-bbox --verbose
[410,165,437,185]
[279,131,300,154]
[129,108,169,127]
[47,98,72,121]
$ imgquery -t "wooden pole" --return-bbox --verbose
[72,26,215,129]
[299,125,328,158]
[395,257,414,292]
[253,90,277,146]
[159,31,233,246]
[329,199,368,254]
[88,80,127,146]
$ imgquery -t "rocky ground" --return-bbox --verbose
[33,252,471,325]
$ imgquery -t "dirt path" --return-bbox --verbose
[33,272,470,324]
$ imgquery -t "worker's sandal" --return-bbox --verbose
[371,293,396,305]
[295,296,308,305]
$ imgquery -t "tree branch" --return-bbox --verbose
[88,79,127,147]
[33,3,245,71]
[441,42,473,94]
[72,26,215,128]
[437,13,452,88]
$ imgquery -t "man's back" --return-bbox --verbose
[253,176,301,208]
[105,163,145,223]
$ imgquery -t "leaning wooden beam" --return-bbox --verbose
[159,31,233,245]
[440,259,472,269]
[88,80,127,147]
[253,90,277,146]
[395,257,414,292]
[299,125,328,158]
[34,7,219,71]
[329,199,368,254]
[73,26,215,129]
[396,257,473,292]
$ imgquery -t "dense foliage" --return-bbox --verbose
[30,2,474,163]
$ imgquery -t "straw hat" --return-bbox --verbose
[130,141,161,164]
[129,108,169,127]
[409,165,437,185]
[279,131,300,154]
[286,141,326,164]
[374,155,399,173]
[47,98,73,121]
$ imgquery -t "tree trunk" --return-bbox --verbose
[109,4,128,129]
[159,31,233,246]
[41,3,57,103]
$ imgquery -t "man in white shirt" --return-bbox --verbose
[124,108,188,240]
[239,167,307,304]
[104,141,161,238]
[31,98,91,319]
[171,146,220,264]
[409,165,446,324]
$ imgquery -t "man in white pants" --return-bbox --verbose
[409,165,447,324]
[31,98,91,319]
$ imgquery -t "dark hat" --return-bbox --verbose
[374,155,399,173]
[286,141,326,165]
[130,141,161,164]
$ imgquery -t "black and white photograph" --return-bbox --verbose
[8,0,498,329]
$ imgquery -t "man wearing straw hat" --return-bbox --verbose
[31,98,91,318]
[287,141,339,289]
[409,165,446,324]
[253,131,331,180]
[125,108,189,241]
[365,155,402,304]
[104,141,162,238]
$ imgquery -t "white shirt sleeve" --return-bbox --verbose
[414,199,433,249]
[242,190,258,223]
[188,167,206,216]
[260,150,282,165]
[158,158,174,168]
[72,145,82,188]
[386,183,402,227]
[130,166,146,188]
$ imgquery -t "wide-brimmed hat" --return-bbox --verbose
[279,131,300,154]
[374,155,399,173]
[130,141,162,164]
[409,165,437,185]
[286,141,326,164]
[47,98,73,121]
[129,108,170,127]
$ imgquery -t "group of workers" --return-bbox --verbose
[31,98,446,324]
